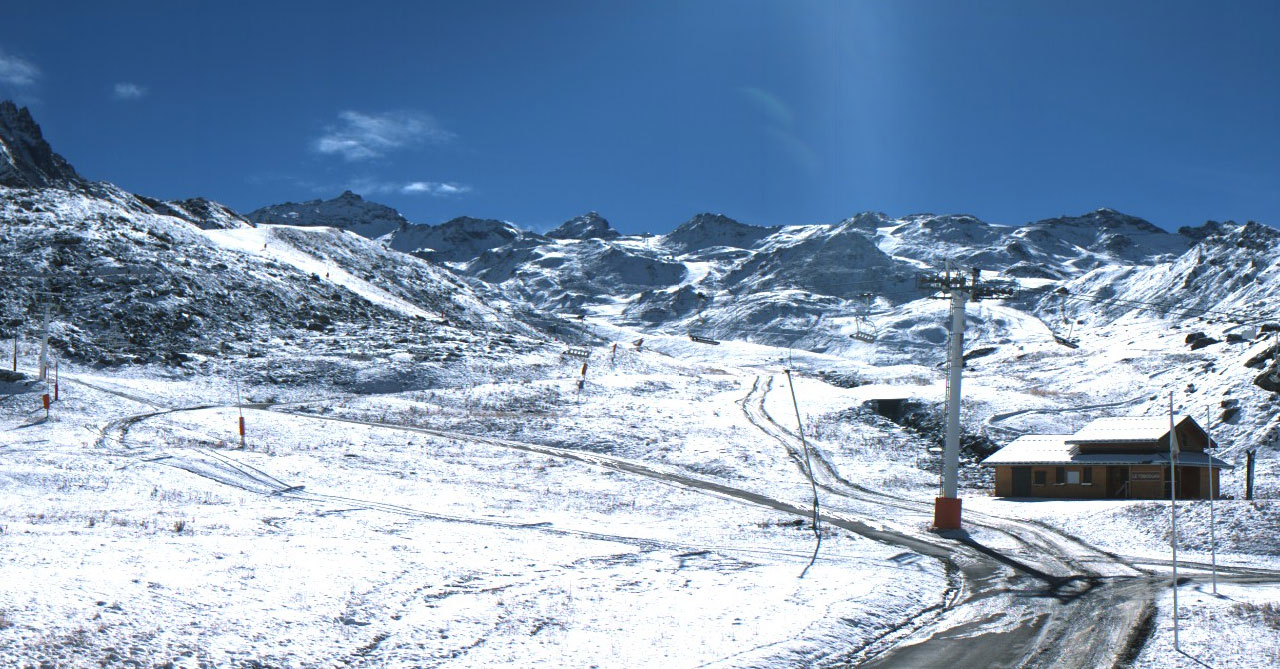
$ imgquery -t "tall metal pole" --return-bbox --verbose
[943,288,966,499]
[1169,393,1180,651]
[931,281,969,530]
[1206,405,1217,595]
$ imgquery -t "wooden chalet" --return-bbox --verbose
[981,415,1232,499]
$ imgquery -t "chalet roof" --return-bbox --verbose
[1065,415,1197,445]
[981,430,1233,468]
[981,434,1076,465]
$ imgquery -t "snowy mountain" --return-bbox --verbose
[247,190,410,239]
[5,100,1280,668]
[0,104,547,387]
[877,208,1194,279]
[546,211,621,240]
[386,216,545,264]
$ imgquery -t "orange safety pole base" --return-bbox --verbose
[933,497,962,530]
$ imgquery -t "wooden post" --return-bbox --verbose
[236,379,246,449]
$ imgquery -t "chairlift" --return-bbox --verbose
[689,333,720,345]
[1050,289,1080,348]
[852,292,877,343]
[561,347,591,360]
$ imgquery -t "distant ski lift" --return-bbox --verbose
[1050,288,1080,348]
[689,333,721,345]
[1052,333,1080,349]
[562,347,591,359]
[852,292,878,343]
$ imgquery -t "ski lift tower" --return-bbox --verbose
[920,266,1015,530]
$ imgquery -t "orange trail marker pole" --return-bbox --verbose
[42,393,50,418]
[236,379,246,449]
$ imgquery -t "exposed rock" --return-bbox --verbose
[247,190,408,238]
[0,100,84,189]
[547,211,620,240]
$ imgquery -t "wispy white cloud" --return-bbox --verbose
[0,49,39,87]
[344,177,471,198]
[739,86,794,128]
[314,110,454,161]
[738,85,821,174]
[401,181,470,196]
[112,82,146,100]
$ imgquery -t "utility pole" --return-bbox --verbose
[919,265,1014,530]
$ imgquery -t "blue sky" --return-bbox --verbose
[1,1,1277,234]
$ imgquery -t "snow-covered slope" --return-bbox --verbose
[0,184,539,379]
[0,105,549,386]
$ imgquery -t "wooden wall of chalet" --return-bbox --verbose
[994,465,1108,498]
[993,464,1222,499]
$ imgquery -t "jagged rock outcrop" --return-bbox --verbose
[136,195,254,230]
[547,211,621,240]
[0,100,83,189]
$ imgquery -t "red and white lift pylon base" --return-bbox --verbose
[922,267,1015,531]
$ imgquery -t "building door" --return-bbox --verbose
[1012,467,1032,496]
[1179,466,1201,499]
[1107,466,1128,498]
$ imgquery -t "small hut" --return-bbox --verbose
[981,415,1232,499]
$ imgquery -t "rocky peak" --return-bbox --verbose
[0,100,83,189]
[1036,208,1164,234]
[547,211,621,240]
[246,191,409,238]
[1179,220,1230,242]
[664,212,779,253]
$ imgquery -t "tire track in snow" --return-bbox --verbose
[740,374,1156,668]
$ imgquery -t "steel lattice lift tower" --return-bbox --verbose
[920,266,1015,530]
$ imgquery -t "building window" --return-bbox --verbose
[1033,471,1046,486]
[1055,467,1066,485]
[1082,468,1093,485]
[1066,470,1081,484]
